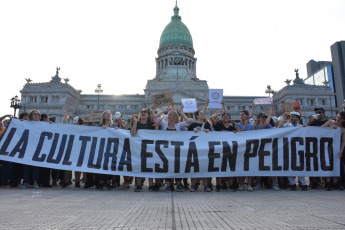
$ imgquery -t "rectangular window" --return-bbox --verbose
[40,96,48,103]
[119,105,123,110]
[307,99,314,106]
[29,96,37,103]
[238,106,241,110]
[319,99,326,105]
[230,106,235,111]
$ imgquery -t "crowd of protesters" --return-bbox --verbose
[1,100,345,193]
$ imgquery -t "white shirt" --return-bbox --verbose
[159,119,187,131]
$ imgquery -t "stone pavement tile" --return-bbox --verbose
[1,186,345,229]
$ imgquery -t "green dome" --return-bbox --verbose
[159,3,193,50]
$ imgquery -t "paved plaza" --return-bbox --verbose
[0,182,345,230]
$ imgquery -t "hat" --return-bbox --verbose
[290,111,300,117]
[314,108,325,113]
[272,116,278,123]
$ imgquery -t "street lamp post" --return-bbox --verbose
[10,95,21,117]
[95,84,103,111]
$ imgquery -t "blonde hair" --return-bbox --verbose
[99,110,112,125]
[28,109,41,121]
[168,110,179,124]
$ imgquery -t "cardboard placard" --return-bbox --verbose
[84,111,103,123]
[283,101,293,112]
[151,92,173,108]
[283,101,302,116]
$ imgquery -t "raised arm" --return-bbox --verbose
[210,110,222,126]
[177,109,190,124]
[153,107,170,120]
[171,99,176,112]
[266,104,274,126]
[62,111,69,124]
[278,112,288,128]
[131,114,138,136]
[0,114,12,122]
[203,99,209,114]
[250,103,255,118]
[222,100,226,113]
[340,129,345,158]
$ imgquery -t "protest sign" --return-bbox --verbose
[254,98,273,105]
[208,89,223,108]
[283,102,301,115]
[181,98,197,112]
[151,92,173,108]
[283,101,293,112]
[84,111,103,123]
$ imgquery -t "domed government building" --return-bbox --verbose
[19,3,338,124]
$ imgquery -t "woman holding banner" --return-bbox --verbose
[210,110,237,192]
[155,106,190,192]
[188,110,212,192]
[19,109,41,189]
[131,108,157,192]
[235,109,254,192]
[322,111,345,191]
[96,110,118,190]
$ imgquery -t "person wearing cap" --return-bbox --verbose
[307,108,328,126]
[278,111,308,191]
[252,112,280,191]
[254,113,273,130]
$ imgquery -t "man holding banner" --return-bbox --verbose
[279,111,308,191]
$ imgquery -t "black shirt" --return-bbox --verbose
[136,121,156,130]
[310,119,328,127]
[214,121,236,132]
[188,122,211,131]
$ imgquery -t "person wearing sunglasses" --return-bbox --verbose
[131,108,157,192]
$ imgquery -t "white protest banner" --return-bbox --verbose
[181,98,197,112]
[0,119,341,178]
[151,92,173,108]
[62,96,79,113]
[208,89,223,108]
[254,98,273,105]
